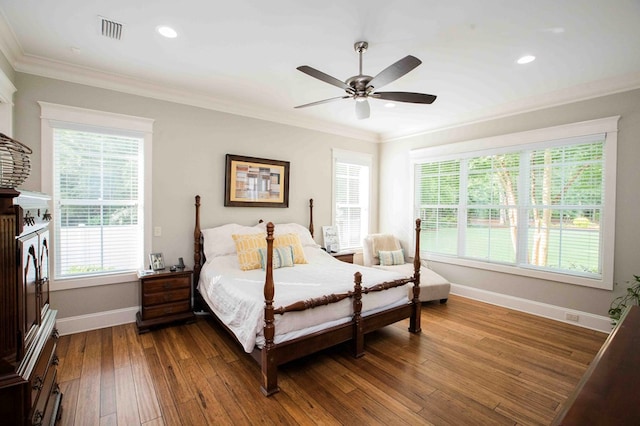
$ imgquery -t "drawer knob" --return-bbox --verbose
[33,410,44,426]
[33,375,43,390]
[163,282,171,289]
[52,354,59,365]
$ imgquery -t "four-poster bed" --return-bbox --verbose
[193,195,422,395]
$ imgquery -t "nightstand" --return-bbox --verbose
[136,268,195,333]
[331,251,354,264]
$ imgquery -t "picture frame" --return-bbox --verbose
[224,154,290,207]
[322,225,340,253]
[149,252,165,271]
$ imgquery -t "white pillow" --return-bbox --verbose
[202,223,264,260]
[255,222,319,247]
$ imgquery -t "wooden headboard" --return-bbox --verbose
[193,195,314,286]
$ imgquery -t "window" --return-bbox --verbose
[412,117,618,289]
[332,149,371,250]
[40,102,153,289]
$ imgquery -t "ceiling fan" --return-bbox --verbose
[295,41,437,120]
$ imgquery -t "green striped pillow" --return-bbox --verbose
[378,249,405,266]
[258,245,295,270]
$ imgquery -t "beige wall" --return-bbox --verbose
[0,49,15,83]
[379,88,640,317]
[14,72,379,318]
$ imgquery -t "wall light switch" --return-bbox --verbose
[154,226,162,237]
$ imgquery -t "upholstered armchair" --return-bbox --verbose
[363,234,450,303]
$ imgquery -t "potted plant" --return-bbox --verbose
[609,274,640,326]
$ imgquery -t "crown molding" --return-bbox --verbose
[381,71,640,142]
[0,9,21,65]
[12,53,378,142]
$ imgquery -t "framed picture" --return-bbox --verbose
[149,252,165,271]
[225,154,290,207]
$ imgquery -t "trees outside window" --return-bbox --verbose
[412,117,618,289]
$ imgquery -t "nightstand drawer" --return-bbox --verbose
[142,300,190,320]
[137,268,194,333]
[143,287,190,306]
[332,252,354,263]
[143,276,190,293]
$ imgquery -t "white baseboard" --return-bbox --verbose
[451,283,612,334]
[56,306,138,336]
[56,285,612,336]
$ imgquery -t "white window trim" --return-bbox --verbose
[331,149,372,250]
[0,67,16,136]
[39,102,154,290]
[411,116,619,290]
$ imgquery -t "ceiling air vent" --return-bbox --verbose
[99,16,123,40]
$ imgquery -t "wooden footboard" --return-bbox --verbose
[193,195,422,396]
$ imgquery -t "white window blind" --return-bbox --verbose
[53,127,144,279]
[412,116,618,289]
[333,150,371,250]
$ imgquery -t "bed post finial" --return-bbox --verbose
[261,221,279,395]
[309,198,314,238]
[410,218,422,333]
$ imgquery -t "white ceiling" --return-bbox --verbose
[1,0,639,141]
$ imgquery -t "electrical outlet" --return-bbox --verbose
[154,226,162,237]
[565,312,579,322]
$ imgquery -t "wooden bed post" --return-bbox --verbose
[193,195,203,311]
[309,198,314,238]
[261,222,279,396]
[409,218,422,333]
[352,272,364,358]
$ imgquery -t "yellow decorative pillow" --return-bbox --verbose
[232,233,267,271]
[274,233,307,264]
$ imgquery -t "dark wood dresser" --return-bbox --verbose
[136,268,195,333]
[0,189,62,425]
[553,305,640,425]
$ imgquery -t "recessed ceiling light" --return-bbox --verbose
[157,25,177,38]
[517,55,536,65]
[384,102,396,108]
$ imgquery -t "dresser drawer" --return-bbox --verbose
[31,363,57,425]
[143,287,190,306]
[143,276,190,293]
[29,333,56,406]
[142,300,190,320]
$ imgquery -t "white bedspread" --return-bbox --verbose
[198,247,412,352]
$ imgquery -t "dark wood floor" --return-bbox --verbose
[55,295,607,425]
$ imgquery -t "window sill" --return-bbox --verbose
[425,253,612,291]
[51,271,139,291]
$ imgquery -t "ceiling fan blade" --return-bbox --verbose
[373,91,437,104]
[294,96,350,109]
[355,99,370,120]
[367,55,422,90]
[296,66,351,91]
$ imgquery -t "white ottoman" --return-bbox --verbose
[373,262,450,303]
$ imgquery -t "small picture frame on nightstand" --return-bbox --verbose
[149,252,165,271]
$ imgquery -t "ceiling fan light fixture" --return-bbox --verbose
[517,55,536,65]
[294,41,437,118]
